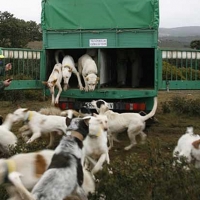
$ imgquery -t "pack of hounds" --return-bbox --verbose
[43,50,100,105]
[0,96,159,200]
[1,95,199,199]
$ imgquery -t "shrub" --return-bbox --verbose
[90,141,200,200]
[0,74,45,102]
[161,96,200,116]
[1,139,200,200]
[161,101,171,113]
[162,61,200,81]
[0,89,44,102]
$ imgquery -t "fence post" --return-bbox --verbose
[157,49,163,90]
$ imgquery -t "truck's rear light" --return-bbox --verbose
[60,102,67,110]
[139,103,146,111]
[125,103,146,111]
[59,102,74,110]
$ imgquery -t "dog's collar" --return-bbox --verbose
[85,70,97,77]
[3,160,16,184]
[24,111,33,123]
[88,134,98,138]
[53,68,60,73]
[63,65,71,69]
[71,131,84,141]
[88,127,102,138]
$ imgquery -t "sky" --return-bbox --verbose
[0,0,200,28]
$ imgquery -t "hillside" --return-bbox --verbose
[159,26,200,37]
[159,26,200,49]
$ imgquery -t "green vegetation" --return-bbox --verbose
[162,61,200,80]
[91,142,200,200]
[161,96,200,116]
[190,40,200,50]
[0,11,42,48]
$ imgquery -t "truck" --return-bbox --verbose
[41,0,159,112]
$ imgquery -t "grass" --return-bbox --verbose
[1,90,200,199]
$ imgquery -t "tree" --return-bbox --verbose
[0,11,42,48]
[190,40,200,50]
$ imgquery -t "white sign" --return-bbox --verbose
[85,102,113,109]
[89,39,107,47]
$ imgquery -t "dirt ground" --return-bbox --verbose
[1,90,200,160]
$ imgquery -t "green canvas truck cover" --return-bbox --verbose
[41,0,159,30]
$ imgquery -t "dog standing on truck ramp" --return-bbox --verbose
[55,50,84,91]
[78,54,99,92]
[42,63,63,105]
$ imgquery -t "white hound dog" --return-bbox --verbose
[78,54,99,91]
[12,108,72,144]
[0,149,95,200]
[0,149,54,200]
[55,50,83,90]
[82,113,110,175]
[91,97,158,150]
[42,63,63,105]
[173,126,200,168]
[0,113,17,154]
[18,107,80,148]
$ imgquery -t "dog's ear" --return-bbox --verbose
[68,67,72,72]
[192,139,200,149]
[66,117,72,126]
[93,113,98,117]
[83,116,91,126]
[52,79,57,85]
[96,77,100,82]
[42,81,48,85]
[23,108,29,113]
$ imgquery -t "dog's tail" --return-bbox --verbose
[55,50,65,64]
[186,126,194,135]
[141,96,158,122]
[8,172,35,200]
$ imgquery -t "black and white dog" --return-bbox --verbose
[79,106,92,117]
[8,111,92,200]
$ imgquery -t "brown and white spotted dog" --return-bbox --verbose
[42,63,63,105]
[0,149,53,200]
[12,108,71,144]
[173,126,200,169]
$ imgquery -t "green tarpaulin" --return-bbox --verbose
[41,0,159,30]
